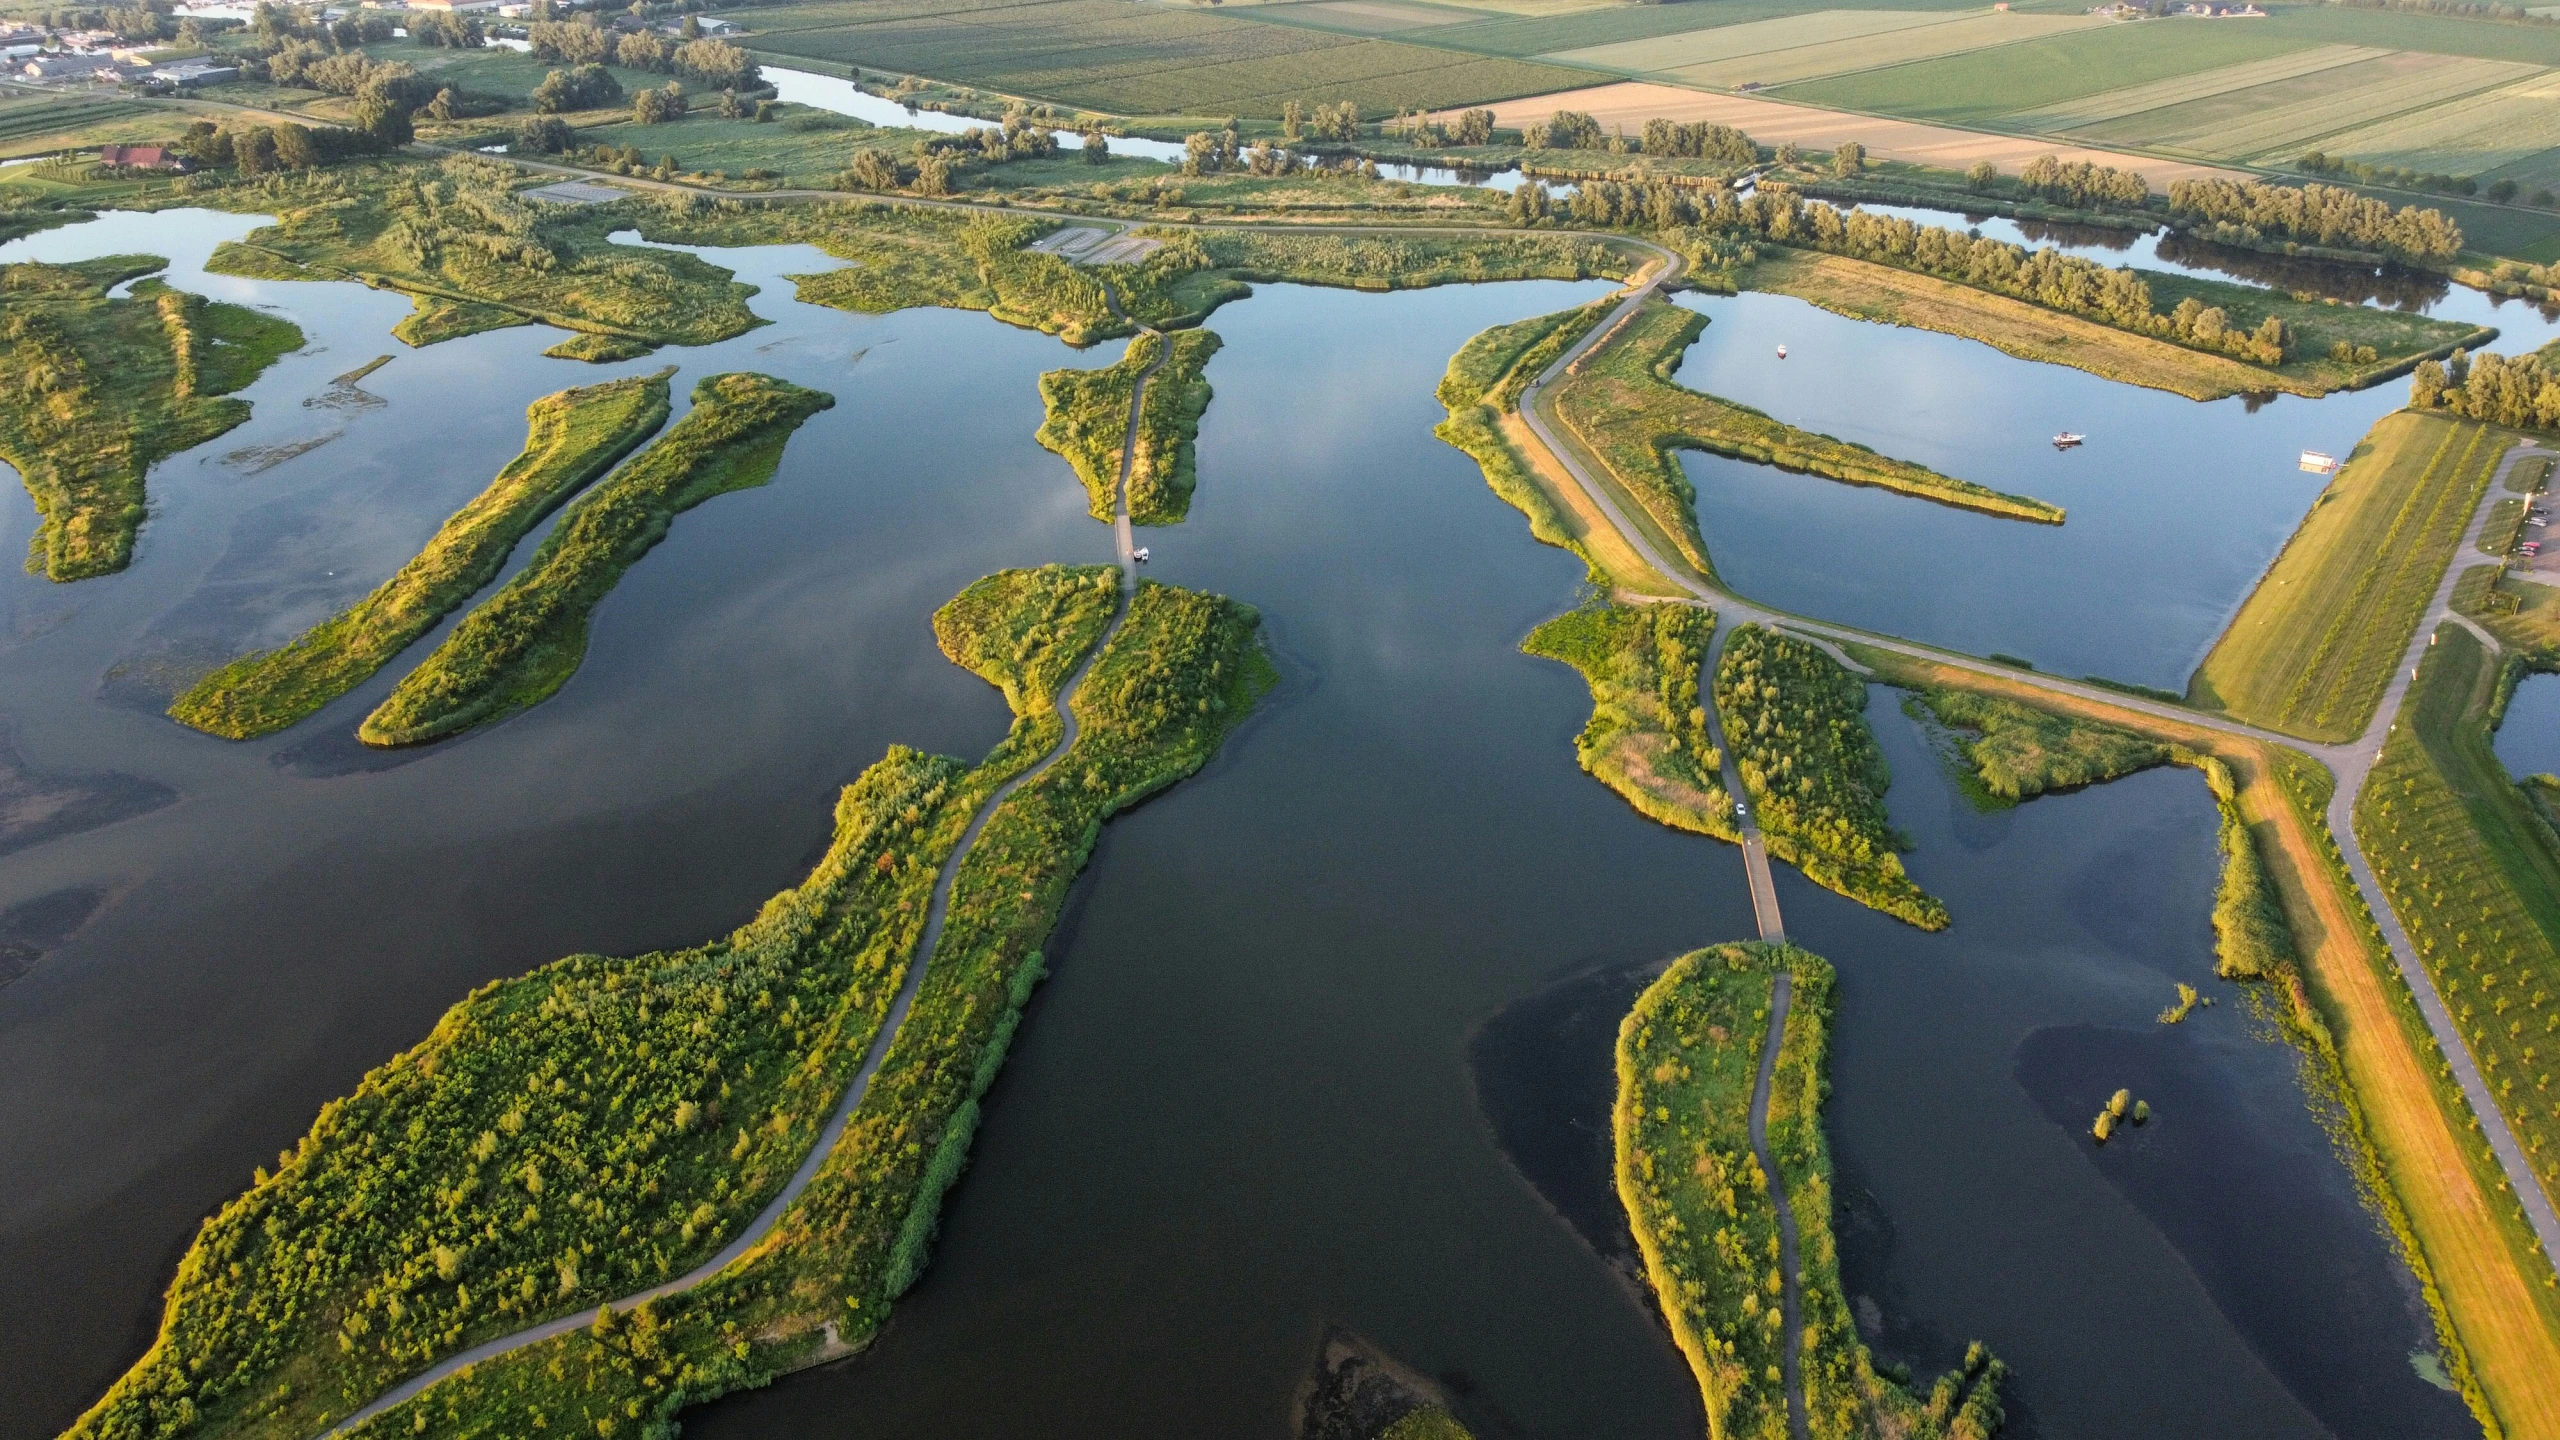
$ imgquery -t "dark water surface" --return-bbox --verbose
[0,212,2469,1440]
[2497,674,2560,780]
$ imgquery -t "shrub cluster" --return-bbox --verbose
[2016,154,2150,211]
[2167,177,2463,264]
[1524,601,1731,837]
[2411,348,2560,433]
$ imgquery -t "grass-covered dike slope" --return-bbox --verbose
[65,565,1269,1440]
[358,372,831,747]
[1618,942,2006,1440]
[1036,328,1222,526]
[1,254,302,581]
[170,372,675,739]
[1525,599,1733,840]
[1719,626,1947,930]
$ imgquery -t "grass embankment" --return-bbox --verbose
[66,563,1147,1440]
[169,373,675,739]
[1194,228,1638,293]
[1546,299,2063,580]
[1524,600,1733,840]
[2192,413,2507,742]
[303,579,1270,1440]
[200,157,760,353]
[357,373,832,747]
[1617,942,2006,1440]
[1431,301,1681,594]
[1719,625,1947,930]
[0,254,303,580]
[1748,249,2329,404]
[1035,328,1222,525]
[1866,644,2560,1440]
[2358,624,2560,1223]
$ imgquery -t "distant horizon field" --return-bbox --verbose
[1654,8,2104,90]
[2066,51,2540,162]
[1774,18,2325,122]
[1542,7,1966,74]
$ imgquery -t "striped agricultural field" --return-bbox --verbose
[2069,50,2542,160]
[1663,10,2106,90]
[2000,43,2384,131]
[1543,9,1968,75]
[2313,69,2560,177]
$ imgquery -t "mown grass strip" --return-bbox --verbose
[358,373,833,747]
[170,372,675,739]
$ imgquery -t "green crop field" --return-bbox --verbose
[1658,8,2103,90]
[2069,52,2540,162]
[2189,412,2505,743]
[1999,43,2383,131]
[1776,19,2323,123]
[1241,0,1487,36]
[1416,0,1980,58]
[0,94,171,157]
[2253,4,2560,66]
[736,0,1589,116]
[2315,70,2560,183]
[1544,8,1966,75]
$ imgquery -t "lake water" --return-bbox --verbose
[0,209,2469,1440]
[2497,673,2560,779]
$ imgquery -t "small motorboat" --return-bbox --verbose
[2052,432,2085,450]
[1131,546,1151,563]
[1776,344,1788,359]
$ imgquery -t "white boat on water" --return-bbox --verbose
[1776,344,1787,359]
[2053,432,2085,449]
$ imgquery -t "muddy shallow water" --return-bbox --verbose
[0,210,2474,1439]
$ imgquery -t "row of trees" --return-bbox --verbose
[2015,154,2150,210]
[2411,349,2560,431]
[525,20,758,90]
[1641,117,1757,167]
[176,117,394,174]
[2299,150,2549,208]
[2166,177,2464,263]
[1382,106,1495,148]
[1279,99,1363,143]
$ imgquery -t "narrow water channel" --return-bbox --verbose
[0,212,2478,1440]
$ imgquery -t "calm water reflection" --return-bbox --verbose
[2497,673,2560,779]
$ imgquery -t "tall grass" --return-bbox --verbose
[1523,600,1732,838]
[359,373,833,747]
[1912,686,2169,803]
[170,372,674,739]
[1035,329,1223,526]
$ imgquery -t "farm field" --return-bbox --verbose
[0,93,167,158]
[2067,51,2542,163]
[1446,81,2242,184]
[1242,0,1494,35]
[2317,71,2560,192]
[1656,9,2105,90]
[2188,413,2505,744]
[1542,8,1967,75]
[2000,43,2386,132]
[735,0,1591,117]
[1776,18,2325,124]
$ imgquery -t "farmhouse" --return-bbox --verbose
[97,145,188,170]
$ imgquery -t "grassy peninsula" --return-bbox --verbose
[1617,942,2006,1440]
[1,255,303,581]
[1910,687,2170,804]
[358,373,832,747]
[1036,329,1223,526]
[169,373,675,739]
[1524,600,1733,840]
[1546,299,2063,581]
[1718,626,1946,930]
[2192,413,2505,742]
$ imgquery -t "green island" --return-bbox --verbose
[1616,941,2006,1440]
[0,254,302,581]
[1544,299,2063,585]
[66,564,1268,1440]
[357,373,832,748]
[1524,599,1731,840]
[1036,327,1222,525]
[2191,412,2508,742]
[168,371,675,739]
[1718,625,1946,931]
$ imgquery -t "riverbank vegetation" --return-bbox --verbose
[931,565,1121,714]
[1617,942,2006,1440]
[1909,687,2171,803]
[1524,600,1732,840]
[1718,626,1946,930]
[2413,348,2560,434]
[1546,301,2063,574]
[2167,177,2466,265]
[1036,329,1222,525]
[169,372,675,739]
[358,373,832,747]
[1,254,303,581]
[2192,413,2506,742]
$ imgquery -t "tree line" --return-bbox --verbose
[2411,349,2560,432]
[2167,177,2464,263]
[2015,155,2150,210]
[525,19,758,91]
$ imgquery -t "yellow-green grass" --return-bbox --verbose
[2315,71,2560,183]
[1524,599,1734,839]
[0,93,173,159]
[1774,20,2339,125]
[307,580,1272,1440]
[168,372,676,740]
[1909,685,2170,802]
[2241,4,2560,67]
[2067,52,2541,163]
[1745,248,2310,401]
[2190,412,2504,742]
[1543,8,1971,76]
[1660,9,2103,91]
[0,254,304,581]
[1718,623,1947,929]
[2140,271,2492,394]
[358,373,833,747]
[1999,43,2386,132]
[1865,644,2560,1440]
[931,564,1123,714]
[1035,328,1222,526]
[1618,942,2005,1440]
[1548,298,2062,571]
[2358,623,2560,1261]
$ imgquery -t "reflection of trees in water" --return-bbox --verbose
[2154,231,2450,311]
[2012,216,2142,253]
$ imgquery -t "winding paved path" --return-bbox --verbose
[314,293,1166,1440]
